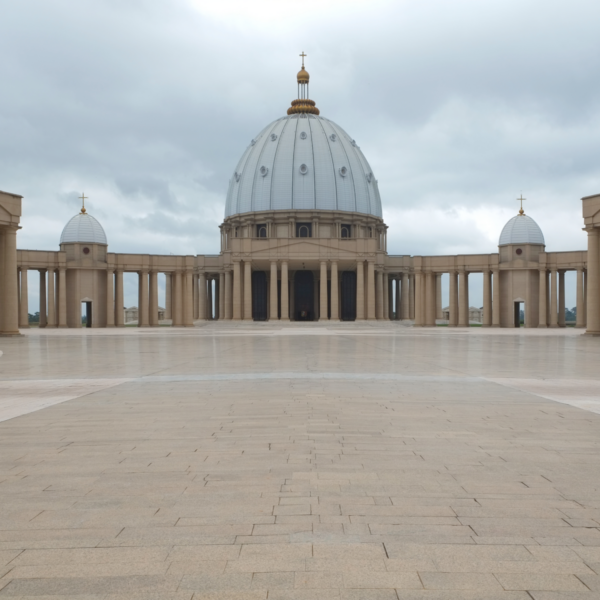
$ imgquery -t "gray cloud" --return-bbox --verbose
[1,0,599,311]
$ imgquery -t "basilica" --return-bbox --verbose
[1,59,600,335]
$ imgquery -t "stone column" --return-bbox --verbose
[383,274,390,320]
[39,270,47,328]
[206,277,213,320]
[225,270,233,320]
[47,269,56,328]
[19,268,29,328]
[184,271,194,326]
[586,228,600,334]
[449,271,458,327]
[58,268,68,328]
[165,274,172,319]
[356,260,365,320]
[549,269,558,328]
[173,271,183,326]
[414,271,423,326]
[483,270,492,327]
[436,273,443,320]
[538,269,547,327]
[376,270,384,320]
[367,262,376,320]
[198,272,207,321]
[270,261,278,321]
[114,270,124,327]
[0,229,19,335]
[583,270,587,327]
[106,270,114,327]
[576,268,585,328]
[320,261,328,321]
[492,269,500,327]
[243,262,252,320]
[331,261,339,321]
[393,278,399,320]
[233,262,242,320]
[401,273,409,320]
[149,271,159,326]
[458,270,469,327]
[193,274,198,320]
[214,278,220,320]
[137,271,148,327]
[409,274,415,320]
[558,270,566,327]
[281,262,289,321]
[426,272,436,326]
[219,273,225,320]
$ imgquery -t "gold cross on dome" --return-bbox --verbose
[79,193,88,214]
[517,194,526,215]
[300,51,307,68]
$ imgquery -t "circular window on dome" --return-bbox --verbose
[339,166,348,177]
[516,248,523,256]
[300,132,307,140]
[330,134,337,142]
[259,166,269,177]
[270,133,278,141]
[299,164,309,175]
[83,247,90,255]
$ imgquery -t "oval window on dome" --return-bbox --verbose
[299,132,307,140]
[270,133,278,141]
[259,166,269,177]
[366,172,373,183]
[234,172,241,182]
[330,134,337,142]
[299,164,308,175]
[339,166,348,177]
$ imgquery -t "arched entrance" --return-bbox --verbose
[294,271,314,321]
[341,271,357,321]
[252,271,268,321]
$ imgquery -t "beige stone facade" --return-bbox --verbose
[5,200,595,332]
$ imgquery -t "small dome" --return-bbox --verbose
[499,213,544,246]
[297,67,309,83]
[60,212,107,245]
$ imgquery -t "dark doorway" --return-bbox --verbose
[341,271,357,321]
[82,301,92,328]
[513,301,523,328]
[295,271,314,321]
[252,271,268,321]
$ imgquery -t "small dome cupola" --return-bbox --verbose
[60,193,108,245]
[498,196,545,246]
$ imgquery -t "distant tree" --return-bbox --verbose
[565,307,576,322]
[28,312,40,323]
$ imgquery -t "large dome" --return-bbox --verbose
[499,213,544,246]
[224,114,382,219]
[60,212,107,245]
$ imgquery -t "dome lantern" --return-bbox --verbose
[288,52,320,116]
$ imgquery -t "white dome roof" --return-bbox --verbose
[60,212,107,245]
[224,114,382,218]
[499,213,544,246]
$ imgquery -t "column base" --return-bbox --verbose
[18,324,30,329]
[280,318,290,322]
[0,331,23,337]
[106,324,115,328]
[550,324,559,328]
[537,324,548,328]
[46,324,57,329]
[575,324,585,329]
[58,325,68,329]
[584,330,600,336]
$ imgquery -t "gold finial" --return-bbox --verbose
[289,52,319,115]
[517,194,525,215]
[79,193,88,214]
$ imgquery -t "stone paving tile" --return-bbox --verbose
[494,573,589,591]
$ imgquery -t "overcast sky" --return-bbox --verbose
[2,0,599,308]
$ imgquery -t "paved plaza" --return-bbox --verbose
[1,324,600,599]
